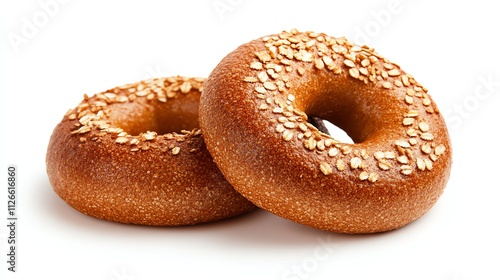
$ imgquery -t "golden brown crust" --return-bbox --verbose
[199,30,452,233]
[46,76,255,225]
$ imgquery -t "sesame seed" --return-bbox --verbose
[382,81,393,89]
[409,138,418,145]
[297,67,306,76]
[320,162,333,175]
[276,124,285,133]
[259,103,269,110]
[422,98,431,106]
[405,110,420,117]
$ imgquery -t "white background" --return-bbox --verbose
[1,1,499,279]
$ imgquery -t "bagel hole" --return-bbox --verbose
[108,97,200,136]
[308,117,354,144]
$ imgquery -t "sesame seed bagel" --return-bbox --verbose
[199,30,452,233]
[46,76,255,226]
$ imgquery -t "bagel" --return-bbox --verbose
[46,76,255,226]
[199,29,452,233]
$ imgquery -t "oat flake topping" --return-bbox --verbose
[242,29,447,182]
[66,76,204,155]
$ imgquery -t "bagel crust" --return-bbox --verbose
[200,30,452,233]
[46,76,255,226]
